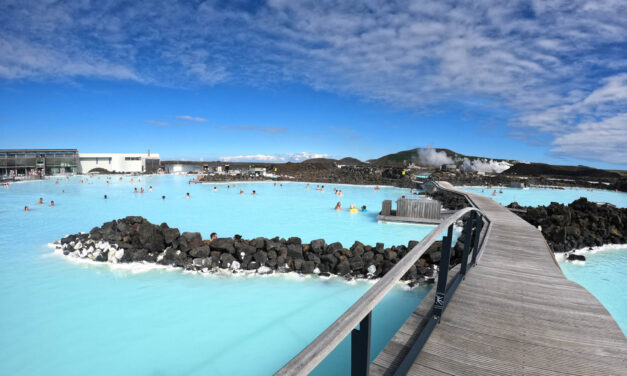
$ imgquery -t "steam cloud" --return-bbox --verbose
[416,147,454,167]
[460,158,511,173]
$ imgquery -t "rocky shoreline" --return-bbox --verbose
[53,216,474,286]
[507,198,626,259]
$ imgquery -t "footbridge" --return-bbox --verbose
[277,181,626,375]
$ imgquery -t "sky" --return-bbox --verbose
[0,0,626,168]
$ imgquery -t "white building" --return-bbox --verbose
[79,152,160,173]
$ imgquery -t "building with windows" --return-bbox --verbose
[79,152,161,173]
[0,149,79,176]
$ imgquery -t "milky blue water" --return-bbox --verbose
[559,247,627,335]
[0,176,434,376]
[461,186,627,208]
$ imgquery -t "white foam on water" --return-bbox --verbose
[571,243,627,255]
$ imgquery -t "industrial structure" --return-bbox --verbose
[0,149,79,176]
[0,149,160,177]
[78,152,160,174]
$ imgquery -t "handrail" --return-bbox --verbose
[276,206,484,376]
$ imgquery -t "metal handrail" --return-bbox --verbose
[276,206,485,376]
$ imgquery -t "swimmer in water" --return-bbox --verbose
[104,195,107,199]
[186,192,190,199]
[321,185,325,192]
[134,188,138,193]
[499,188,503,194]
[335,202,342,210]
[106,181,109,185]
[374,186,380,191]
[162,195,166,200]
[240,189,244,195]
[62,190,65,194]
[361,205,367,212]
[50,200,55,207]
[149,186,152,192]
[252,190,256,196]
[140,188,145,194]
[24,205,29,211]
[213,187,218,192]
[306,184,310,190]
[38,197,43,205]
[492,190,497,196]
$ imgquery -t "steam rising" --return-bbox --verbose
[416,147,454,167]
[460,158,511,173]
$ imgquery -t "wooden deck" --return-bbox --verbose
[372,182,627,375]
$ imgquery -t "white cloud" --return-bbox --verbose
[145,120,169,126]
[551,114,627,164]
[217,125,287,133]
[176,115,208,123]
[1,1,626,164]
[220,152,331,162]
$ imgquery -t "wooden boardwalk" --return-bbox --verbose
[372,182,627,375]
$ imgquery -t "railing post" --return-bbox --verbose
[433,224,453,321]
[351,311,371,376]
[459,211,475,277]
[471,215,484,266]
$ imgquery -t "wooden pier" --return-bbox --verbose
[372,181,627,375]
[277,181,626,376]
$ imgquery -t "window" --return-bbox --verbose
[125,157,141,161]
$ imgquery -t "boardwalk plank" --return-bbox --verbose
[371,182,627,375]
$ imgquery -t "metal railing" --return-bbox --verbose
[276,206,488,376]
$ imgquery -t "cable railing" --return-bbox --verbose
[276,206,488,376]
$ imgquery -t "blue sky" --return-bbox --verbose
[1,1,626,168]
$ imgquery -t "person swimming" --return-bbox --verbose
[134,188,138,193]
[140,188,145,194]
[492,189,497,196]
[162,195,166,200]
[499,188,503,194]
[213,187,218,192]
[252,190,256,196]
[321,185,325,192]
[62,190,65,194]
[335,202,342,210]
[186,192,190,199]
[50,200,54,207]
[38,197,43,205]
[240,189,244,195]
[24,205,29,211]
[149,186,152,192]
[361,205,367,212]
[104,195,107,199]
[374,186,380,191]
[306,183,310,190]
[349,204,358,213]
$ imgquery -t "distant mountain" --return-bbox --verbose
[301,158,337,164]
[337,157,365,165]
[369,147,514,167]
[501,163,621,179]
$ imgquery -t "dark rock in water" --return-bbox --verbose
[254,250,268,265]
[326,242,343,255]
[210,238,235,254]
[163,227,180,246]
[287,244,303,259]
[336,260,350,275]
[219,253,235,268]
[310,239,326,253]
[58,216,462,285]
[189,245,211,258]
[375,243,384,254]
[179,232,203,252]
[287,237,302,245]
[567,253,586,261]
[89,227,103,241]
[408,240,419,250]
[302,261,316,274]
